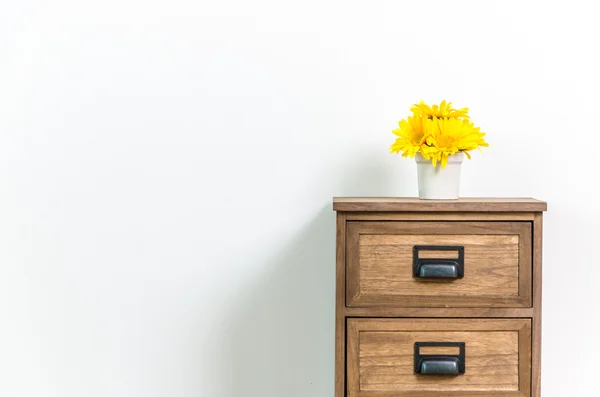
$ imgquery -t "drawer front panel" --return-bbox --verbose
[347,318,531,397]
[346,221,532,307]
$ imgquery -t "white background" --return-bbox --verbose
[0,0,597,396]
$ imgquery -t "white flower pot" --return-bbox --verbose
[415,152,464,200]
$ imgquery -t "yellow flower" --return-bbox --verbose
[411,100,470,120]
[390,100,488,168]
[421,118,489,168]
[389,111,428,158]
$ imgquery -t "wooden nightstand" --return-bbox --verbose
[333,198,547,397]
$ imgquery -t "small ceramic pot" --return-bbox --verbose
[415,152,464,200]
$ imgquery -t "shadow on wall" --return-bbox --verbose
[224,205,335,397]
[216,154,414,397]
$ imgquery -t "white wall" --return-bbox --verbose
[0,0,597,396]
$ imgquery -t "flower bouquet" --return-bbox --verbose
[390,100,488,199]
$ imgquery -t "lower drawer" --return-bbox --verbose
[347,318,531,397]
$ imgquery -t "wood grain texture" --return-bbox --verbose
[418,345,461,355]
[335,213,346,397]
[346,221,532,308]
[358,234,518,296]
[531,213,543,397]
[345,212,536,221]
[519,320,532,397]
[347,319,531,397]
[344,307,534,318]
[355,390,527,397]
[334,199,544,397]
[333,197,547,212]
[355,391,527,397]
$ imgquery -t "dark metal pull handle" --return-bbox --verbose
[414,342,465,375]
[413,245,464,279]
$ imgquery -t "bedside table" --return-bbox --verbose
[333,198,547,397]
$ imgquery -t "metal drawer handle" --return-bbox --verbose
[413,245,464,279]
[414,342,466,375]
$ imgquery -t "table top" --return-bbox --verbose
[332,197,547,212]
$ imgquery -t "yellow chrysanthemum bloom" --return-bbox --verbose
[390,100,488,168]
[411,100,470,120]
[390,111,429,158]
[421,118,488,168]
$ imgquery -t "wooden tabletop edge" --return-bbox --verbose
[332,197,547,212]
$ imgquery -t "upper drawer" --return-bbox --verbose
[346,221,532,308]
